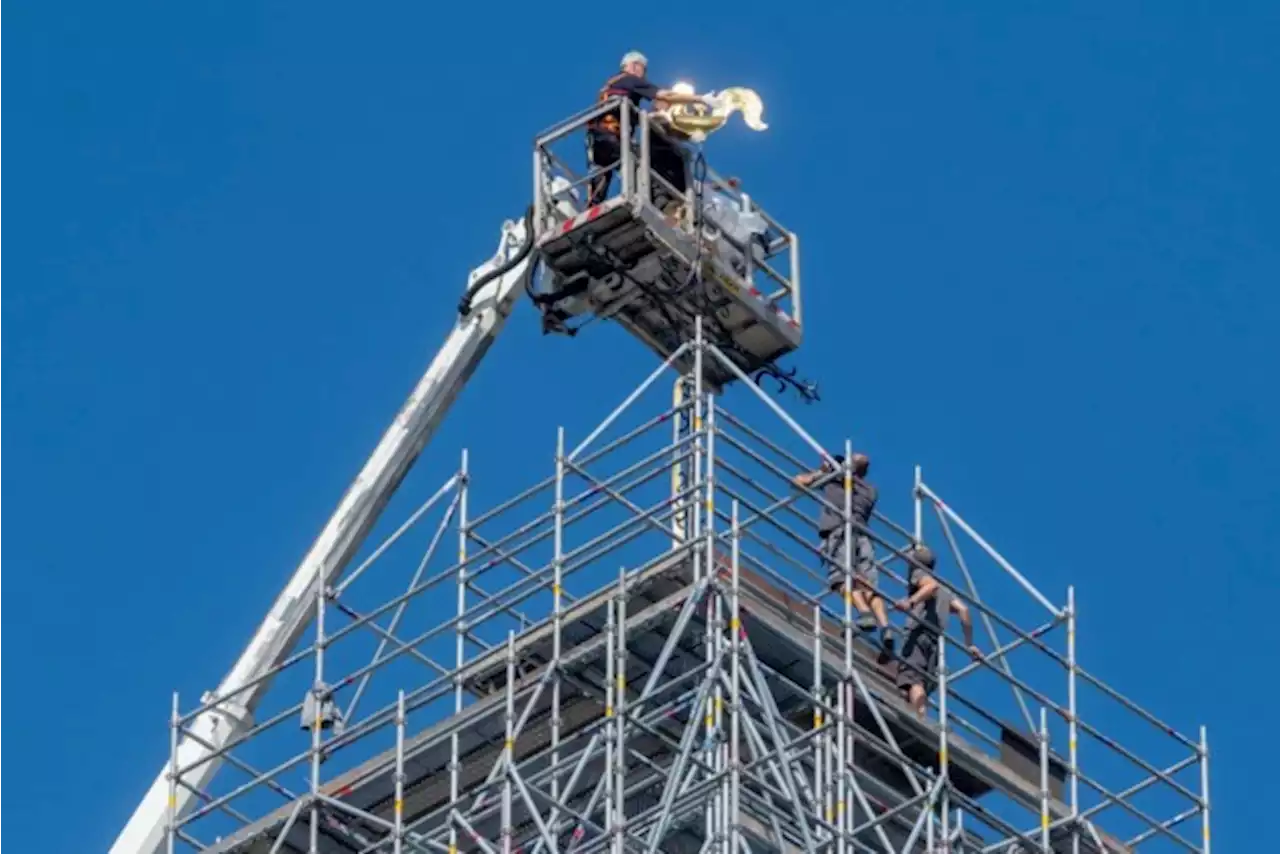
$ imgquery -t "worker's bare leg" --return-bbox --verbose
[848,587,883,626]
[830,574,868,611]
[853,536,890,637]
[851,585,894,647]
[907,684,928,717]
[869,591,890,629]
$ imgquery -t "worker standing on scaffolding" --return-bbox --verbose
[586,51,706,210]
[793,453,893,648]
[895,544,980,717]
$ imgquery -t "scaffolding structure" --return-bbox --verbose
[157,322,1211,854]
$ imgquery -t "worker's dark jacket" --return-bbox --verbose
[591,73,662,136]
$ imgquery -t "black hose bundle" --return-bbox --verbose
[457,206,536,318]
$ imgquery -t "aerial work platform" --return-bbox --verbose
[532,98,803,390]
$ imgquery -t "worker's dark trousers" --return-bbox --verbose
[587,131,687,207]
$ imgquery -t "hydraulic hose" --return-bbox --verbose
[457,205,536,318]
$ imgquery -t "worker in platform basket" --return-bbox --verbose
[586,51,707,211]
[895,544,981,717]
[792,453,894,649]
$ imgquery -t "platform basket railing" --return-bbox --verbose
[532,100,802,329]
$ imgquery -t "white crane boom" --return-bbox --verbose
[110,206,542,854]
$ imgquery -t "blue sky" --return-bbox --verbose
[5,3,1277,852]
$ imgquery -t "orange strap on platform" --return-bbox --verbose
[593,73,630,134]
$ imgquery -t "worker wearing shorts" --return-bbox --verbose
[895,544,978,716]
[897,549,949,696]
[794,452,893,647]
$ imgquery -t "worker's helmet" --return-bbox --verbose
[621,51,648,70]
[911,544,937,569]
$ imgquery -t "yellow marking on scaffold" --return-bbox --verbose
[814,711,823,727]
[396,799,404,816]
[729,617,740,630]
[939,747,948,765]
[605,706,614,717]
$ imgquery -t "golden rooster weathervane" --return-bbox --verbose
[660,84,769,143]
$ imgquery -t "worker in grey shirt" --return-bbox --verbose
[793,452,892,647]
[895,544,981,716]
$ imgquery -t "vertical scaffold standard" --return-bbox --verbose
[157,320,1211,854]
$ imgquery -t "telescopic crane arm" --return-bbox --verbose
[109,200,546,854]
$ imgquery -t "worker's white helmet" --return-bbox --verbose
[621,51,648,69]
